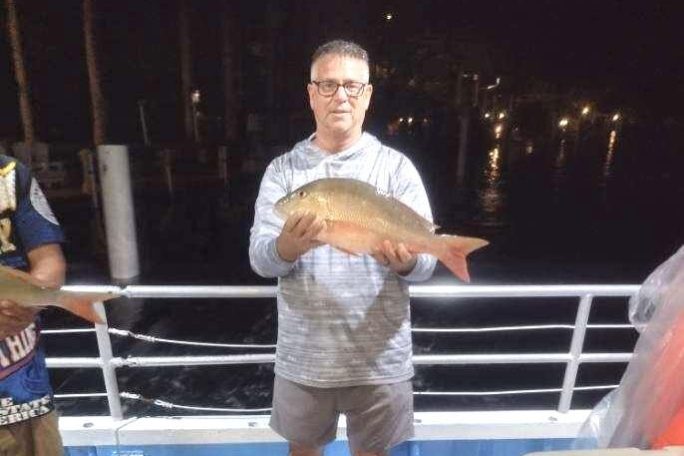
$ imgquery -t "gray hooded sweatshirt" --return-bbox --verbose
[249,132,436,387]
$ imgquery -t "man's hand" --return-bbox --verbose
[0,300,38,339]
[276,212,326,262]
[371,240,417,275]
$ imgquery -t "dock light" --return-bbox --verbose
[385,12,393,21]
[612,112,621,122]
[494,124,503,138]
[498,111,506,120]
[558,118,569,129]
[581,105,591,116]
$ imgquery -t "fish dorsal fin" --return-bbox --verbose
[0,265,56,290]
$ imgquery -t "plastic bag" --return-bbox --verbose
[629,245,684,332]
[575,245,684,449]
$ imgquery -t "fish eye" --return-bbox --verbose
[297,190,307,198]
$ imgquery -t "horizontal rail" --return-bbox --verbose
[61,284,639,299]
[46,357,102,368]
[45,352,632,369]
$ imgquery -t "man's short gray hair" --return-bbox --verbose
[310,40,370,81]
[312,40,369,65]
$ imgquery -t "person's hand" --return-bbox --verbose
[0,300,37,339]
[276,212,326,262]
[371,240,417,275]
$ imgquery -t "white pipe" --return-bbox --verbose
[61,284,638,299]
[97,145,140,280]
[94,302,123,420]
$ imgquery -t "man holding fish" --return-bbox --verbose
[0,155,66,455]
[250,40,486,456]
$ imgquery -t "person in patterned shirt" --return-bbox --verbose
[250,40,436,456]
[0,154,66,455]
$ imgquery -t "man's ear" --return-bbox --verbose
[363,84,373,110]
[307,83,316,110]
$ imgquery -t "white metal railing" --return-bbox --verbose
[46,284,640,420]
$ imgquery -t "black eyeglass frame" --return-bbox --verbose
[310,80,369,98]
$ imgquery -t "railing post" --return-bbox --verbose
[558,294,593,412]
[93,301,123,420]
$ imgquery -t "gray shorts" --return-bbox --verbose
[269,375,414,453]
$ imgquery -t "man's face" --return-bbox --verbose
[307,55,373,141]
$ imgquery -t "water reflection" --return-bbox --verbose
[476,145,505,226]
[603,129,618,180]
[554,138,567,169]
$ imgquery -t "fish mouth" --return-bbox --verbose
[274,197,288,218]
[274,206,286,219]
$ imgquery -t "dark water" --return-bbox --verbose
[41,120,683,417]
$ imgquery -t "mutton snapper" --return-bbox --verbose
[0,265,120,324]
[275,177,489,282]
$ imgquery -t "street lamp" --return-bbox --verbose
[385,12,393,21]
[581,105,591,116]
[558,118,569,129]
[612,112,621,122]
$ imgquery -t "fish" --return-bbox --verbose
[275,177,489,282]
[0,265,120,324]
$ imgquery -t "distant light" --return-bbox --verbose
[399,117,404,123]
[612,112,621,122]
[484,112,491,119]
[486,77,501,91]
[498,111,506,120]
[407,117,414,125]
[385,12,393,21]
[494,124,503,139]
[191,89,201,104]
[581,105,591,116]
[525,142,534,155]
[558,118,569,129]
[423,117,429,124]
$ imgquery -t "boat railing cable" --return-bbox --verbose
[53,383,621,415]
[107,328,277,349]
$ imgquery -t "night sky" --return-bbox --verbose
[1,0,682,144]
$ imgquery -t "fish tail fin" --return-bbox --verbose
[436,235,489,283]
[56,291,119,324]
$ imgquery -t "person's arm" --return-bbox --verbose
[27,243,66,288]
[0,243,66,339]
[249,160,300,278]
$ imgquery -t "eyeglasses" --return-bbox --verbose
[310,80,368,98]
